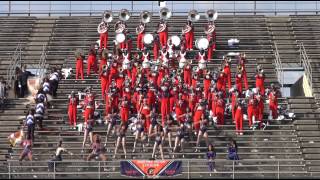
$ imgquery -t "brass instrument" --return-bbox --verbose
[114,9,130,34]
[205,9,218,22]
[159,7,171,20]
[140,10,152,24]
[182,24,192,34]
[97,11,112,34]
[157,22,167,33]
[114,21,126,34]
[97,22,109,34]
[119,9,130,21]
[188,9,200,22]
[103,10,113,23]
[136,23,145,34]
[205,23,215,35]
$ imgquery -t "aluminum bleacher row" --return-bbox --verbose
[1,14,320,178]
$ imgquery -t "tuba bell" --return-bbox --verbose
[159,7,172,20]
[206,9,218,22]
[140,11,152,24]
[188,10,200,22]
[119,9,130,22]
[103,10,113,23]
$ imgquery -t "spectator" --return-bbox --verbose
[18,65,35,98]
[0,77,8,112]
[207,144,217,176]
[48,139,73,172]
[227,139,241,165]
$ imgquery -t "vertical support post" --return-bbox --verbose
[8,162,11,179]
[90,1,92,16]
[69,1,71,16]
[277,161,280,179]
[28,1,30,16]
[232,161,235,179]
[254,1,256,15]
[131,1,133,11]
[54,161,56,179]
[49,1,51,16]
[187,160,190,179]
[9,1,11,16]
[98,161,101,179]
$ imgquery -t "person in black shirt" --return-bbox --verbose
[17,65,35,98]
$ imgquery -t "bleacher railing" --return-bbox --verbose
[273,42,284,88]
[6,43,22,88]
[0,159,308,179]
[1,1,320,16]
[299,42,313,95]
[36,44,47,83]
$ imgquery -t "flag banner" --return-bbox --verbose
[120,160,182,177]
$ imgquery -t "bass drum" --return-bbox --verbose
[169,35,181,46]
[143,33,154,45]
[195,38,209,50]
[115,33,126,43]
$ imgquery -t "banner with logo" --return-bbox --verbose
[120,160,182,177]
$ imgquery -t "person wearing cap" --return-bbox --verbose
[68,91,78,129]
[153,32,160,61]
[223,57,232,90]
[183,20,194,51]
[255,88,264,128]
[86,47,98,77]
[234,100,244,135]
[215,92,225,125]
[136,21,145,51]
[255,66,265,96]
[191,73,199,90]
[238,53,248,90]
[268,84,279,120]
[108,56,119,84]
[157,19,168,47]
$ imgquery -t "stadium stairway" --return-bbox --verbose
[0,15,315,178]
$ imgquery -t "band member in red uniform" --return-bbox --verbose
[131,57,139,88]
[255,88,264,127]
[157,20,168,47]
[75,50,84,80]
[114,20,127,50]
[268,84,279,119]
[235,69,243,94]
[189,90,197,113]
[175,94,186,124]
[203,71,212,99]
[234,100,244,135]
[136,22,145,50]
[230,87,240,122]
[81,87,95,124]
[238,53,248,90]
[109,57,119,83]
[209,86,217,117]
[108,80,120,113]
[153,32,160,61]
[255,66,265,96]
[205,21,216,60]
[217,69,226,97]
[183,61,192,87]
[147,83,157,108]
[99,50,108,73]
[182,20,194,50]
[142,49,151,76]
[215,92,225,125]
[68,91,78,129]
[120,96,130,124]
[159,81,170,127]
[247,94,257,129]
[99,67,109,99]
[192,73,199,90]
[116,70,125,97]
[87,47,98,76]
[169,86,179,112]
[98,21,109,49]
[123,86,131,102]
[160,47,169,63]
[122,50,132,80]
[193,100,205,134]
[157,65,166,87]
[223,57,232,90]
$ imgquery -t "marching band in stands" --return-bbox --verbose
[9,8,288,166]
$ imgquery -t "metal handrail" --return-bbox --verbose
[273,42,284,88]
[0,159,308,179]
[299,42,313,95]
[36,44,47,83]
[6,43,22,88]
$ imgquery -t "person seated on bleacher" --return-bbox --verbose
[227,139,241,164]
[48,139,73,172]
[87,134,107,171]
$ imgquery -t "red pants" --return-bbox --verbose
[76,60,84,80]
[257,84,265,96]
[120,107,129,123]
[247,106,256,127]
[236,82,243,93]
[225,71,231,90]
[153,44,159,60]
[216,106,224,125]
[137,33,144,50]
[100,78,108,99]
[185,31,194,49]
[269,103,278,119]
[243,70,249,90]
[100,32,108,49]
[211,101,216,117]
[258,102,264,121]
[68,105,77,126]
[161,98,169,126]
[235,109,243,134]
[231,103,236,121]
[159,31,168,48]
[120,41,127,50]
[84,108,94,124]
[87,57,97,76]
[207,43,216,60]
[169,97,175,112]
[99,59,107,72]
[184,71,192,86]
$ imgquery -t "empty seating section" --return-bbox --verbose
[3,14,320,178]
